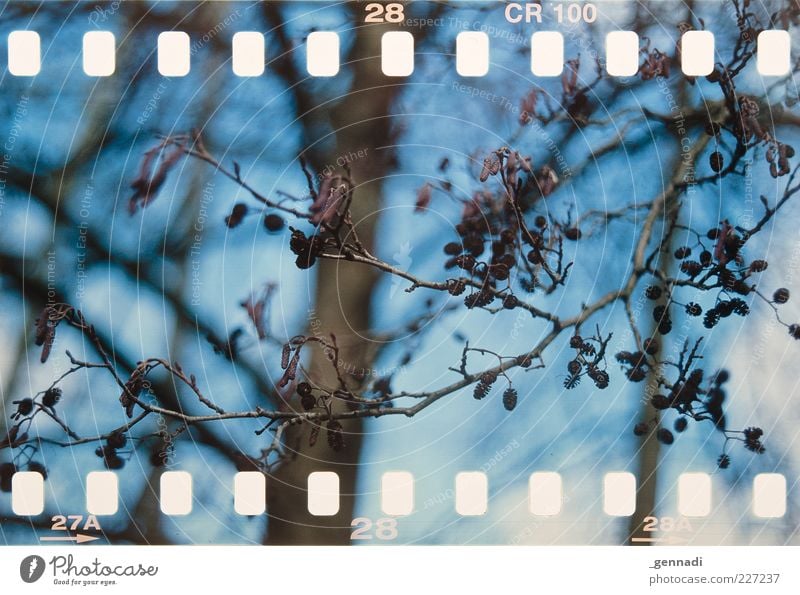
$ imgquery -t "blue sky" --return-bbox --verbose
[0,1,798,545]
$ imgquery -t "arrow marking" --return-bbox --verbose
[40,533,100,544]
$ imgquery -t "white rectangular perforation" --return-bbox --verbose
[753,473,786,518]
[681,30,714,76]
[381,471,414,516]
[158,31,190,77]
[83,31,115,76]
[307,31,339,77]
[603,472,636,517]
[606,31,639,77]
[160,471,193,515]
[12,471,44,515]
[757,30,791,76]
[8,31,41,76]
[529,472,562,516]
[678,472,711,517]
[232,32,265,77]
[308,471,339,516]
[234,471,266,515]
[456,32,489,77]
[381,31,414,77]
[531,32,563,77]
[86,471,119,515]
[455,471,487,516]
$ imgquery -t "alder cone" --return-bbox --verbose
[327,421,344,451]
[502,387,518,411]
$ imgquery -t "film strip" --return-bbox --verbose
[3,28,795,78]
[0,0,799,551]
[4,469,791,518]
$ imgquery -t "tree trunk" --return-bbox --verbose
[628,402,661,544]
[265,21,399,545]
[628,99,705,544]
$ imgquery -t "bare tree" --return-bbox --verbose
[1,0,799,545]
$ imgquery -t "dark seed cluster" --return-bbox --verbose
[630,359,765,466]
[473,371,497,400]
[502,387,518,411]
[0,462,17,492]
[327,420,344,452]
[10,398,34,420]
[743,427,765,454]
[42,387,62,408]
[562,332,612,390]
[298,382,316,411]
[289,228,325,270]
